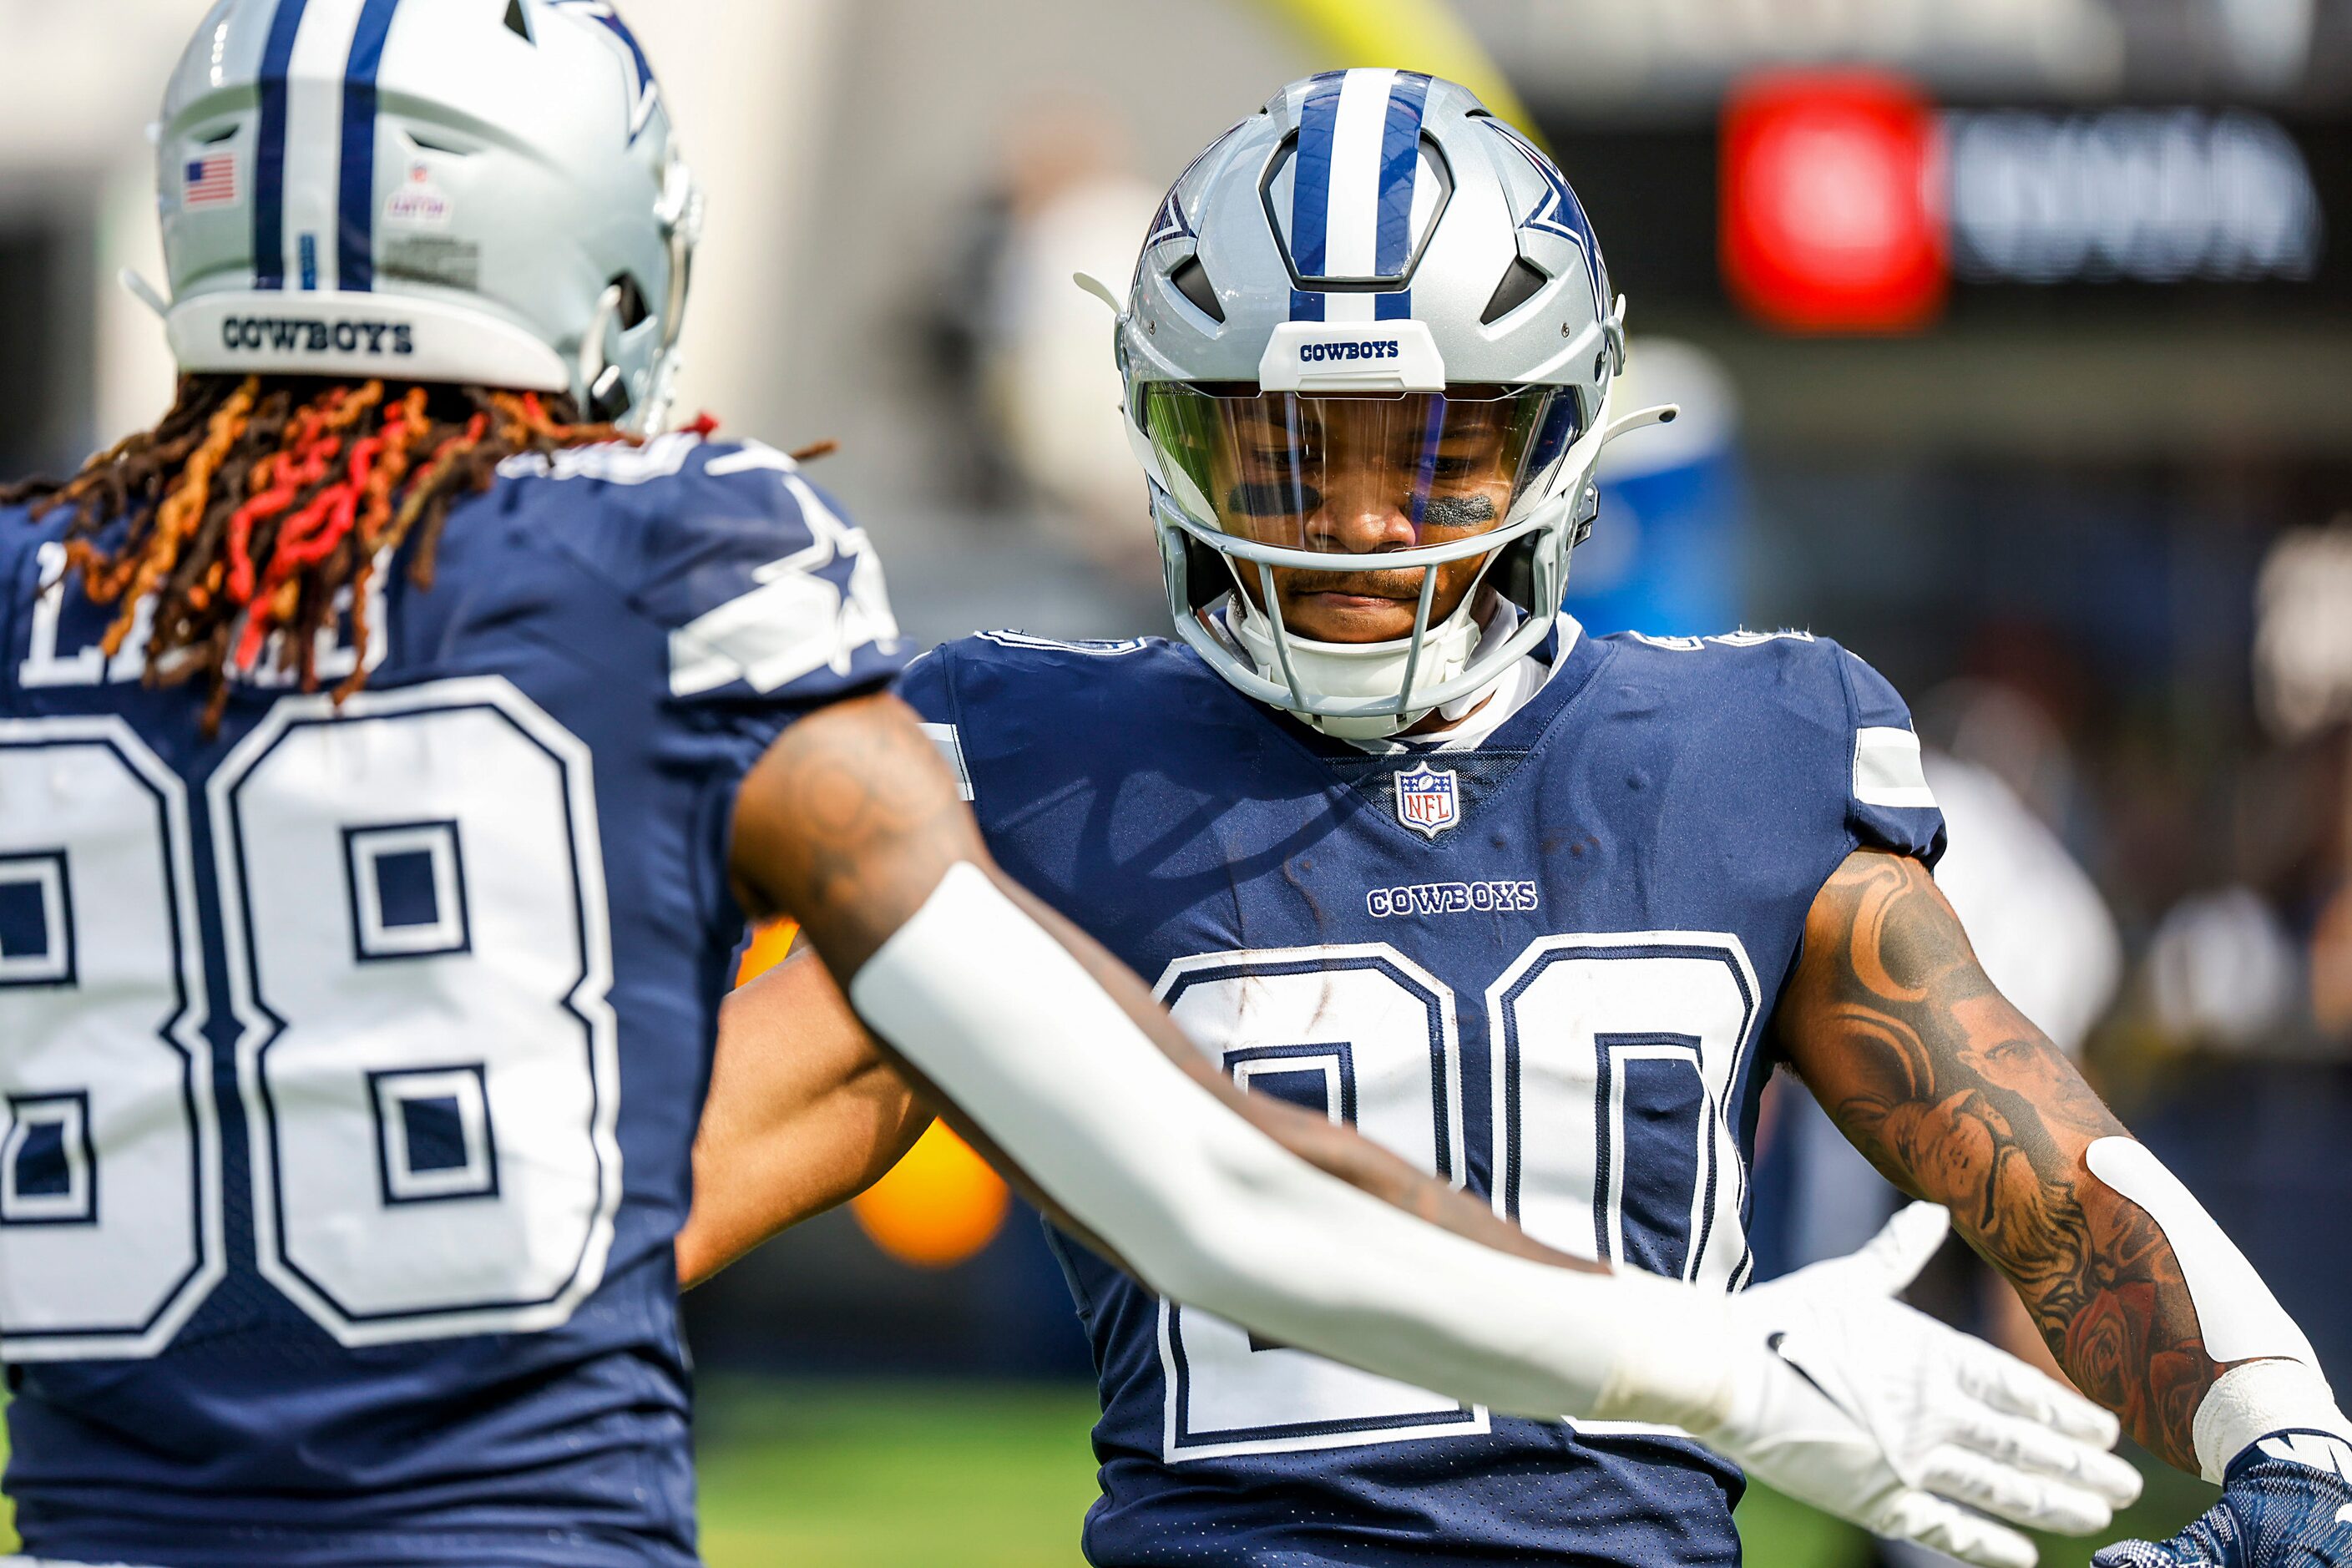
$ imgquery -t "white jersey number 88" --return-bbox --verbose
[0,678,620,1359]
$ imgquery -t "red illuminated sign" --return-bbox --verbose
[1721,71,1947,334]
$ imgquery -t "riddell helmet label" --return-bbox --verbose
[220,317,417,357]
[385,163,454,228]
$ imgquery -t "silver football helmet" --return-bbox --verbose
[1119,71,1673,738]
[144,0,700,432]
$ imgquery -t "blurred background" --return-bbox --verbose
[7,0,2352,1561]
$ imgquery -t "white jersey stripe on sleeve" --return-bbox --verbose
[1853,726,1938,810]
[919,723,974,802]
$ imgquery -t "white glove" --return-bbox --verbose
[1686,1203,2144,1568]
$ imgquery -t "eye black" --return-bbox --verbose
[1419,493,1498,529]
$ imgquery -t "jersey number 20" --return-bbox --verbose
[1155,938,1758,1461]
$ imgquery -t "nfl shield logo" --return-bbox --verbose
[1393,763,1460,839]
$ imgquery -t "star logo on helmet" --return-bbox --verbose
[1141,119,1247,255]
[1484,119,1607,306]
[1142,189,1192,252]
[549,1,661,140]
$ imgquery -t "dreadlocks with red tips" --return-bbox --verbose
[1,374,637,734]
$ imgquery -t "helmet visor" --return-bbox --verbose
[1141,385,1582,554]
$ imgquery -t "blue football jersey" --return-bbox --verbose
[898,620,1946,1568]
[0,434,908,1565]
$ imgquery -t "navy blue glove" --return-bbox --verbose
[2094,1433,2352,1567]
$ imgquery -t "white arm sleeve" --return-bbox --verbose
[2085,1137,2350,1480]
[847,862,1727,1429]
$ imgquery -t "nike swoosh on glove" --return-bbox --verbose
[1697,1202,2144,1568]
[2093,1430,2352,1567]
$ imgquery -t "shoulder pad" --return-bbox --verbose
[1616,627,1819,654]
[504,437,912,704]
[971,630,1156,659]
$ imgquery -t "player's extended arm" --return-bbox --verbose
[675,926,1553,1287]
[721,697,2142,1568]
[1779,849,2349,1485]
[721,697,1580,1277]
[678,947,933,1287]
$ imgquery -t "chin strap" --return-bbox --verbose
[579,283,629,422]
[1226,590,1493,741]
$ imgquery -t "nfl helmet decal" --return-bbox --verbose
[149,0,701,432]
[1393,762,1461,838]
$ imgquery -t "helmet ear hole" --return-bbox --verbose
[1493,532,1544,615]
[503,0,534,42]
[1169,255,1225,324]
[609,275,651,331]
[588,364,631,425]
[1480,257,1549,326]
[1184,534,1230,613]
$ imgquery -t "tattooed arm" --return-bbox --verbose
[723,691,1588,1273]
[675,903,1576,1287]
[1778,847,2220,1472]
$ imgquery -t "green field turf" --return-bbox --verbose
[0,1381,2216,1565]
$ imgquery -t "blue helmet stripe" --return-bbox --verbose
[1287,71,1343,320]
[1373,71,1431,280]
[252,0,312,292]
[338,0,404,292]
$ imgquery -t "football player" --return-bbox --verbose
[680,73,2352,1568]
[0,13,2135,1567]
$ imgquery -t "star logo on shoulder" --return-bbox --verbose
[669,446,903,698]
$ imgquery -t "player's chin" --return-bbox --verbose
[1282,592,1421,645]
